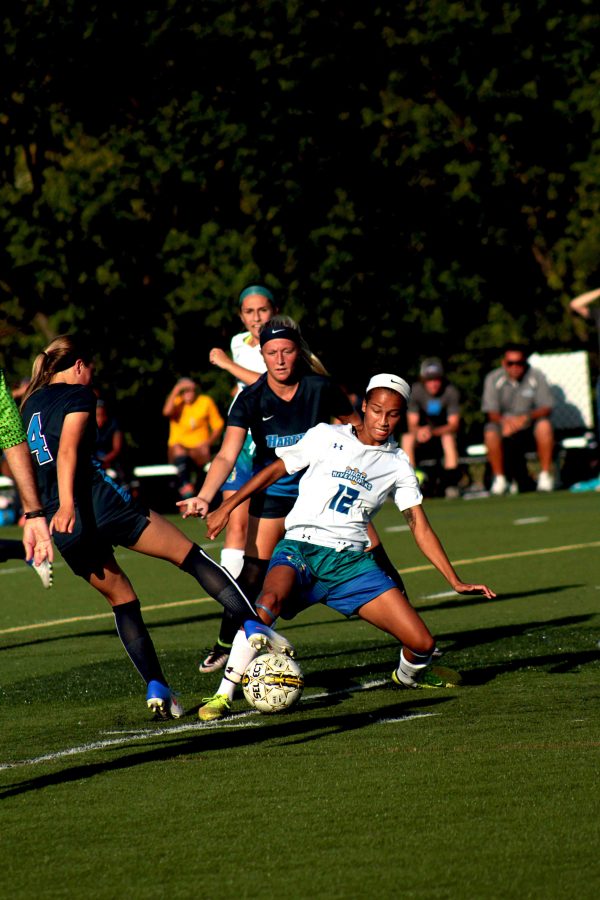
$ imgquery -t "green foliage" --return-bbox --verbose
[1,2,600,453]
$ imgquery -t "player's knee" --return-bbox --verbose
[484,422,501,442]
[533,417,553,440]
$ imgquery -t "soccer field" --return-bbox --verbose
[1,492,599,899]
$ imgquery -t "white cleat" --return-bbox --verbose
[536,471,554,492]
[28,558,53,589]
[490,475,508,496]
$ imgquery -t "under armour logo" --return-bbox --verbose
[333,443,343,450]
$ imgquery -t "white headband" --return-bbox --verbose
[366,373,410,402]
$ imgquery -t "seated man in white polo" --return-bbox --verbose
[482,344,555,495]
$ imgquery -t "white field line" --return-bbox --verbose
[2,539,600,638]
[385,525,410,532]
[399,540,600,574]
[0,595,215,636]
[514,517,549,525]
[0,678,429,771]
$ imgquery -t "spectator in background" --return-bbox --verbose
[95,397,126,482]
[570,287,600,438]
[163,377,225,500]
[482,344,555,495]
[401,358,462,498]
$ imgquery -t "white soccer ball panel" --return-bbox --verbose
[242,653,304,714]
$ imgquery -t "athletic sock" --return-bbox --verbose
[212,554,271,646]
[216,630,259,700]
[220,547,245,579]
[0,539,26,563]
[395,648,433,687]
[179,544,257,621]
[113,599,166,685]
[237,556,270,605]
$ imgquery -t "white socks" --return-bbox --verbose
[395,648,432,687]
[217,630,259,700]
[220,548,245,579]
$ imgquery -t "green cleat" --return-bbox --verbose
[392,667,445,689]
[198,693,232,722]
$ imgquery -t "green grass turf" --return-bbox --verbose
[0,492,599,899]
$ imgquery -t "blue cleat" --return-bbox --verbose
[146,680,185,719]
[243,620,295,658]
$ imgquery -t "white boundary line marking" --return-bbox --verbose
[399,540,600,574]
[0,595,214,636]
[0,678,428,771]
[2,539,600,638]
[514,517,549,525]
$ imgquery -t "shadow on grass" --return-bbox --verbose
[0,610,224,653]
[416,584,583,613]
[462,649,600,685]
[0,694,453,800]
[437,613,593,653]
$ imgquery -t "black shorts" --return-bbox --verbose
[249,492,296,520]
[49,476,150,579]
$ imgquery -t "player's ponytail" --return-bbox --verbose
[20,335,94,408]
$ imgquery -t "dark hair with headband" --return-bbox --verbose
[238,284,276,307]
[259,315,329,376]
[21,335,94,408]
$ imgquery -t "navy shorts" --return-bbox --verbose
[50,473,150,579]
[249,492,296,520]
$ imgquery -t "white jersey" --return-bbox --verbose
[275,423,422,551]
[230,332,266,396]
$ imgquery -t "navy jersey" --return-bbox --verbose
[21,384,97,508]
[227,373,354,497]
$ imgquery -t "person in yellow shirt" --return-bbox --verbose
[163,378,225,499]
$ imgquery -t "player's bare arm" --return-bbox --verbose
[402,504,496,599]
[3,441,54,564]
[205,458,287,539]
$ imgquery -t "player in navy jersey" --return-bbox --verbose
[202,373,496,712]
[178,318,405,720]
[20,335,294,720]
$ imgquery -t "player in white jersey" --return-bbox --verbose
[202,373,496,713]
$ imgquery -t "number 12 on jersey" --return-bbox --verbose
[328,483,359,514]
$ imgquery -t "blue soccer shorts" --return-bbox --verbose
[267,539,396,618]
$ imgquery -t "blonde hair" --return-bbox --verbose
[20,335,93,408]
[261,315,329,376]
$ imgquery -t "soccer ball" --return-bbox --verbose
[242,653,304,714]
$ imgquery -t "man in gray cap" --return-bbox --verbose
[401,358,462,497]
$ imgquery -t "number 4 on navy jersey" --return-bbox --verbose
[27,413,54,465]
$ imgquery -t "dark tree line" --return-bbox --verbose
[1,1,599,459]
